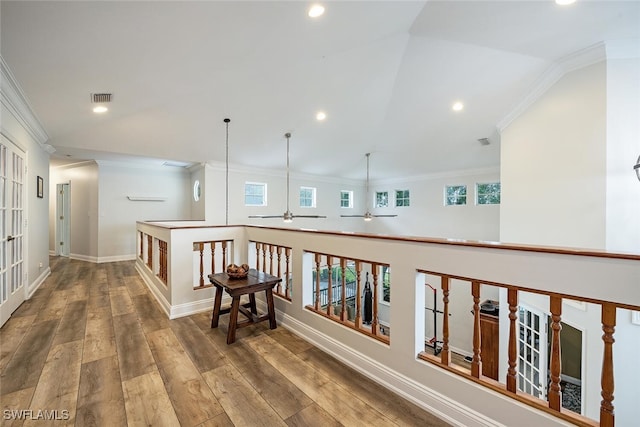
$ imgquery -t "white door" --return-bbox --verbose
[0,136,26,326]
[56,183,70,256]
[517,305,548,399]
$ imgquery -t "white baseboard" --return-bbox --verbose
[135,262,171,317]
[26,267,51,299]
[70,253,136,263]
[279,313,504,427]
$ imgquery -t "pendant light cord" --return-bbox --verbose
[365,153,371,211]
[224,118,230,226]
[285,132,291,213]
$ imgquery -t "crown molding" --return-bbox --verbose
[0,55,53,152]
[497,42,606,133]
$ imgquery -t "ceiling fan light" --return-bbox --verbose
[363,212,373,221]
[283,211,294,223]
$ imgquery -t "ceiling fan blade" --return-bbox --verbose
[340,215,366,218]
[292,215,327,218]
[373,214,398,217]
[248,215,285,219]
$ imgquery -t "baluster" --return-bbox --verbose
[314,253,321,310]
[340,258,347,321]
[222,240,228,270]
[139,231,143,259]
[506,289,518,393]
[600,303,616,427]
[210,241,216,275]
[371,263,379,335]
[548,296,562,411]
[355,261,362,328]
[276,246,282,295]
[262,243,267,273]
[147,235,153,269]
[471,281,482,378]
[284,247,291,299]
[269,244,274,275]
[440,276,451,366]
[327,256,333,316]
[198,242,205,287]
[255,241,260,271]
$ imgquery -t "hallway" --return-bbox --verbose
[0,258,448,426]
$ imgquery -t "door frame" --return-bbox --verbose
[55,182,70,256]
[0,133,27,326]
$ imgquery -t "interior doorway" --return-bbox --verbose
[56,183,70,257]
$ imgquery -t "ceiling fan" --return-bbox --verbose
[249,132,326,223]
[341,152,397,221]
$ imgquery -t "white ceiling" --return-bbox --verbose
[2,1,638,180]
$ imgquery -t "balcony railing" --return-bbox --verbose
[135,221,640,427]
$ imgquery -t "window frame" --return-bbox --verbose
[445,184,467,206]
[395,189,410,207]
[299,186,317,208]
[340,190,353,208]
[476,182,501,205]
[244,182,267,206]
[375,191,389,208]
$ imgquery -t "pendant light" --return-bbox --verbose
[341,153,397,221]
[224,118,230,225]
[249,132,326,222]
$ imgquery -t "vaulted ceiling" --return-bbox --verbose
[2,1,638,180]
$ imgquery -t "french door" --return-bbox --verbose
[517,304,548,399]
[0,136,25,327]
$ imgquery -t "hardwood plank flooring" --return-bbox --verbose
[0,257,450,426]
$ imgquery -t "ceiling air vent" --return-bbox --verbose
[91,93,112,103]
[478,138,490,146]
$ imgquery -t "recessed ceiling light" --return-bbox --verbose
[93,105,108,113]
[555,0,576,5]
[308,4,325,18]
[452,102,464,112]
[316,111,326,121]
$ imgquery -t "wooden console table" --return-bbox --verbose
[209,269,282,344]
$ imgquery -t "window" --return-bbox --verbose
[476,182,501,205]
[299,186,316,208]
[395,190,410,207]
[244,182,267,206]
[381,266,391,304]
[375,191,388,208]
[193,180,201,202]
[445,185,467,205]
[340,190,353,208]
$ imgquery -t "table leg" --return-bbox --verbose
[211,285,223,328]
[266,288,277,329]
[227,296,241,344]
[248,293,257,314]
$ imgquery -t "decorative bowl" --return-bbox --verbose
[226,263,250,279]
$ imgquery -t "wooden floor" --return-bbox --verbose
[1,257,450,427]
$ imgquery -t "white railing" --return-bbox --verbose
[135,221,640,427]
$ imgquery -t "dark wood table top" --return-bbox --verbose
[208,269,281,296]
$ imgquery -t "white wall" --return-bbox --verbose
[500,61,607,249]
[197,161,368,233]
[499,57,640,425]
[49,162,99,260]
[605,52,640,254]
[366,168,501,241]
[96,161,191,260]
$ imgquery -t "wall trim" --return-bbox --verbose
[26,267,51,299]
[135,262,171,316]
[278,313,505,427]
[70,253,99,263]
[497,42,606,133]
[0,55,52,150]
